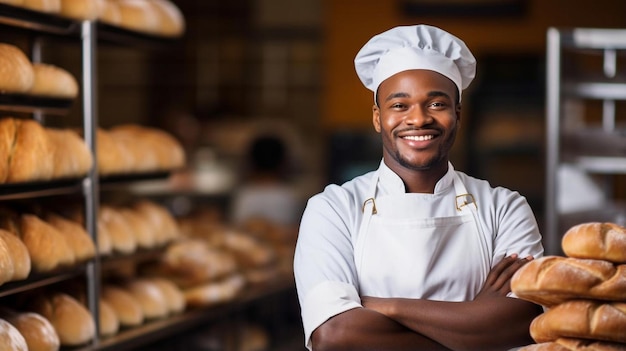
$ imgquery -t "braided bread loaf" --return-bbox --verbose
[511,256,626,307]
[520,338,626,351]
[562,222,626,264]
[530,300,626,344]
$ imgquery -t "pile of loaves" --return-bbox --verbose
[0,0,185,37]
[512,222,626,351]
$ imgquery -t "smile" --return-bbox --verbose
[402,135,434,141]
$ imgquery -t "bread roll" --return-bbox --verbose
[45,213,95,263]
[96,220,113,256]
[7,119,54,183]
[0,232,15,286]
[133,200,179,246]
[59,0,98,19]
[520,338,626,351]
[0,118,17,183]
[100,285,144,327]
[29,63,78,98]
[99,205,137,254]
[98,299,119,337]
[108,126,159,172]
[19,214,75,272]
[0,0,25,6]
[110,124,185,171]
[562,222,626,264]
[184,274,245,307]
[30,293,95,347]
[511,256,626,307]
[149,277,185,314]
[118,208,155,249]
[116,0,159,34]
[124,279,169,319]
[96,127,134,176]
[6,312,60,351]
[0,43,34,94]
[21,0,61,14]
[150,0,184,37]
[530,300,626,344]
[0,229,30,281]
[47,127,93,179]
[0,318,28,351]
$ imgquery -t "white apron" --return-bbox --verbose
[354,168,491,301]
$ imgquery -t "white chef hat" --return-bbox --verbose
[354,24,476,102]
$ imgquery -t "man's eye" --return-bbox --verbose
[391,103,405,109]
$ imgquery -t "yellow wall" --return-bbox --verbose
[322,0,626,130]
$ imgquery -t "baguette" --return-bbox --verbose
[520,338,626,351]
[511,256,626,307]
[562,222,626,264]
[530,300,626,344]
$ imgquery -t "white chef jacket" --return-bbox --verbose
[293,160,544,350]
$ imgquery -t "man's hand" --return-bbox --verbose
[475,253,534,300]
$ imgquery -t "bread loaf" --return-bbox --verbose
[99,205,137,254]
[96,220,113,256]
[0,0,25,6]
[7,119,54,183]
[133,200,179,246]
[520,338,626,351]
[59,0,98,19]
[95,0,120,25]
[20,214,75,272]
[184,274,245,307]
[45,213,95,263]
[0,229,30,281]
[111,124,185,171]
[29,63,78,98]
[511,256,626,307]
[0,318,28,351]
[108,126,159,172]
[21,0,61,13]
[116,0,159,34]
[118,208,155,249]
[149,277,185,314]
[47,127,93,179]
[530,300,626,344]
[124,279,169,319]
[30,293,95,347]
[562,222,626,264]
[0,43,34,94]
[101,285,144,327]
[98,299,119,337]
[96,128,134,175]
[0,232,15,286]
[0,118,17,183]
[5,312,60,351]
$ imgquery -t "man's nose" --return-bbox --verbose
[404,106,432,125]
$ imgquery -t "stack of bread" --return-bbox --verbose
[0,0,185,37]
[97,124,186,176]
[512,222,626,350]
[0,117,93,184]
[0,207,95,277]
[0,43,78,98]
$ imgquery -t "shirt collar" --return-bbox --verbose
[377,159,455,195]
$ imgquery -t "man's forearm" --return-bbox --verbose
[362,296,541,351]
[312,307,451,351]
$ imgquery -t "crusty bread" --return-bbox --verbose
[149,277,185,314]
[45,213,95,263]
[108,126,159,172]
[511,256,626,307]
[184,274,245,307]
[0,229,30,281]
[0,43,34,94]
[118,208,155,249]
[30,293,95,347]
[46,128,93,179]
[21,0,61,13]
[5,312,60,351]
[100,285,144,327]
[96,220,113,256]
[133,200,179,246]
[96,128,134,176]
[0,118,17,183]
[124,279,169,319]
[150,0,185,37]
[98,205,137,255]
[19,214,75,272]
[29,63,78,98]
[530,300,626,344]
[0,0,25,5]
[7,119,54,183]
[0,232,15,286]
[520,338,626,351]
[58,0,98,19]
[562,222,626,264]
[98,299,119,337]
[110,124,185,171]
[0,318,28,351]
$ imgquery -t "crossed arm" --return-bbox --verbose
[311,254,543,351]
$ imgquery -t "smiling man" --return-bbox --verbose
[293,25,545,351]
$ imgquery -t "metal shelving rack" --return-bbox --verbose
[545,27,626,255]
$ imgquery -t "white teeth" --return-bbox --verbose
[403,135,434,141]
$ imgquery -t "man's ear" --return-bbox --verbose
[456,103,462,125]
[373,105,381,133]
